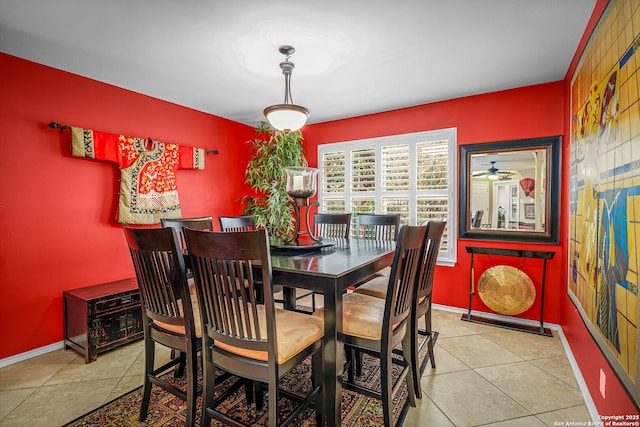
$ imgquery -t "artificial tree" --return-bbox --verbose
[242,122,308,238]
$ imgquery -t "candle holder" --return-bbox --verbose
[284,167,321,243]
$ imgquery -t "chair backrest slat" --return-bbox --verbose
[185,228,275,353]
[357,213,400,241]
[218,215,256,232]
[415,220,447,314]
[383,225,427,344]
[123,226,192,329]
[161,216,214,252]
[313,213,351,239]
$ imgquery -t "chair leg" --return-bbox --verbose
[312,349,324,426]
[355,349,363,377]
[267,372,280,427]
[411,314,422,399]
[244,381,255,406]
[174,351,186,378]
[185,347,198,427]
[425,311,436,369]
[139,336,155,422]
[402,333,417,407]
[380,350,394,427]
[200,346,216,427]
[345,346,354,383]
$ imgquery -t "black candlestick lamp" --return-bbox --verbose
[284,167,321,243]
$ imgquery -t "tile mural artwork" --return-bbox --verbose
[569,0,640,402]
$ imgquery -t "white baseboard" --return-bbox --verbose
[0,341,65,369]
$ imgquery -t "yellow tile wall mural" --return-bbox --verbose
[569,0,640,406]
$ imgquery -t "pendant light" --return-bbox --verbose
[263,45,310,133]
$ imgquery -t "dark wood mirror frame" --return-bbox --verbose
[459,136,561,244]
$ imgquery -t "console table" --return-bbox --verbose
[462,246,555,336]
[63,278,143,362]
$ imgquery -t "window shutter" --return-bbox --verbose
[381,144,409,191]
[322,151,346,193]
[417,140,449,191]
[351,148,375,192]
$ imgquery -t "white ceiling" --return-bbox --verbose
[0,0,596,127]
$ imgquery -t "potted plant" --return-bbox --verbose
[242,122,308,239]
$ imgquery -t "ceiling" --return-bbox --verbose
[0,0,596,128]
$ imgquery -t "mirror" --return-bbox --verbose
[459,136,561,244]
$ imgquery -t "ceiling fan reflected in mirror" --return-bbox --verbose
[472,161,514,180]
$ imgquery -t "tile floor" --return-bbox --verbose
[0,307,593,427]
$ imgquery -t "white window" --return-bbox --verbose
[317,128,456,265]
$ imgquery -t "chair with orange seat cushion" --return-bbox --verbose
[355,220,447,398]
[123,226,202,427]
[314,224,426,427]
[408,220,446,397]
[184,228,324,427]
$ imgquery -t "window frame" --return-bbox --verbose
[317,128,457,266]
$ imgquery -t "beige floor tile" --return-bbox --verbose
[124,341,173,377]
[0,349,77,391]
[530,355,580,389]
[105,374,143,402]
[0,378,120,427]
[402,395,455,426]
[438,334,523,368]
[421,345,469,377]
[476,361,586,414]
[457,316,515,334]
[431,310,484,338]
[482,328,566,360]
[482,415,549,426]
[45,341,142,385]
[535,404,594,426]
[0,388,36,419]
[421,369,529,426]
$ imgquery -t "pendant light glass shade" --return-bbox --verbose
[264,45,309,133]
[264,104,310,133]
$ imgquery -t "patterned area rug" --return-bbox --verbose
[63,333,436,427]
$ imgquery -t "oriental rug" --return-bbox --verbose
[63,333,436,427]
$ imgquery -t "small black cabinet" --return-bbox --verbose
[63,278,143,363]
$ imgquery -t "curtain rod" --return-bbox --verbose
[48,122,219,154]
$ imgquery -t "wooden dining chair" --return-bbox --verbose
[355,213,401,280]
[286,212,353,312]
[218,214,256,232]
[356,213,400,241]
[315,224,426,427]
[409,220,446,397]
[184,228,324,427]
[160,216,214,252]
[123,226,201,427]
[353,220,446,397]
[313,212,352,239]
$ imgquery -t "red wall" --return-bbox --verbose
[304,82,566,324]
[0,53,254,359]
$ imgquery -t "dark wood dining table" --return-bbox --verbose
[269,238,396,427]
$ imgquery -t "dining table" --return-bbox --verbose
[268,237,396,427]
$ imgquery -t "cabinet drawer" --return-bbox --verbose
[91,291,141,315]
[91,308,143,350]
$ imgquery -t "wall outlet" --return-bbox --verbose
[599,368,606,398]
